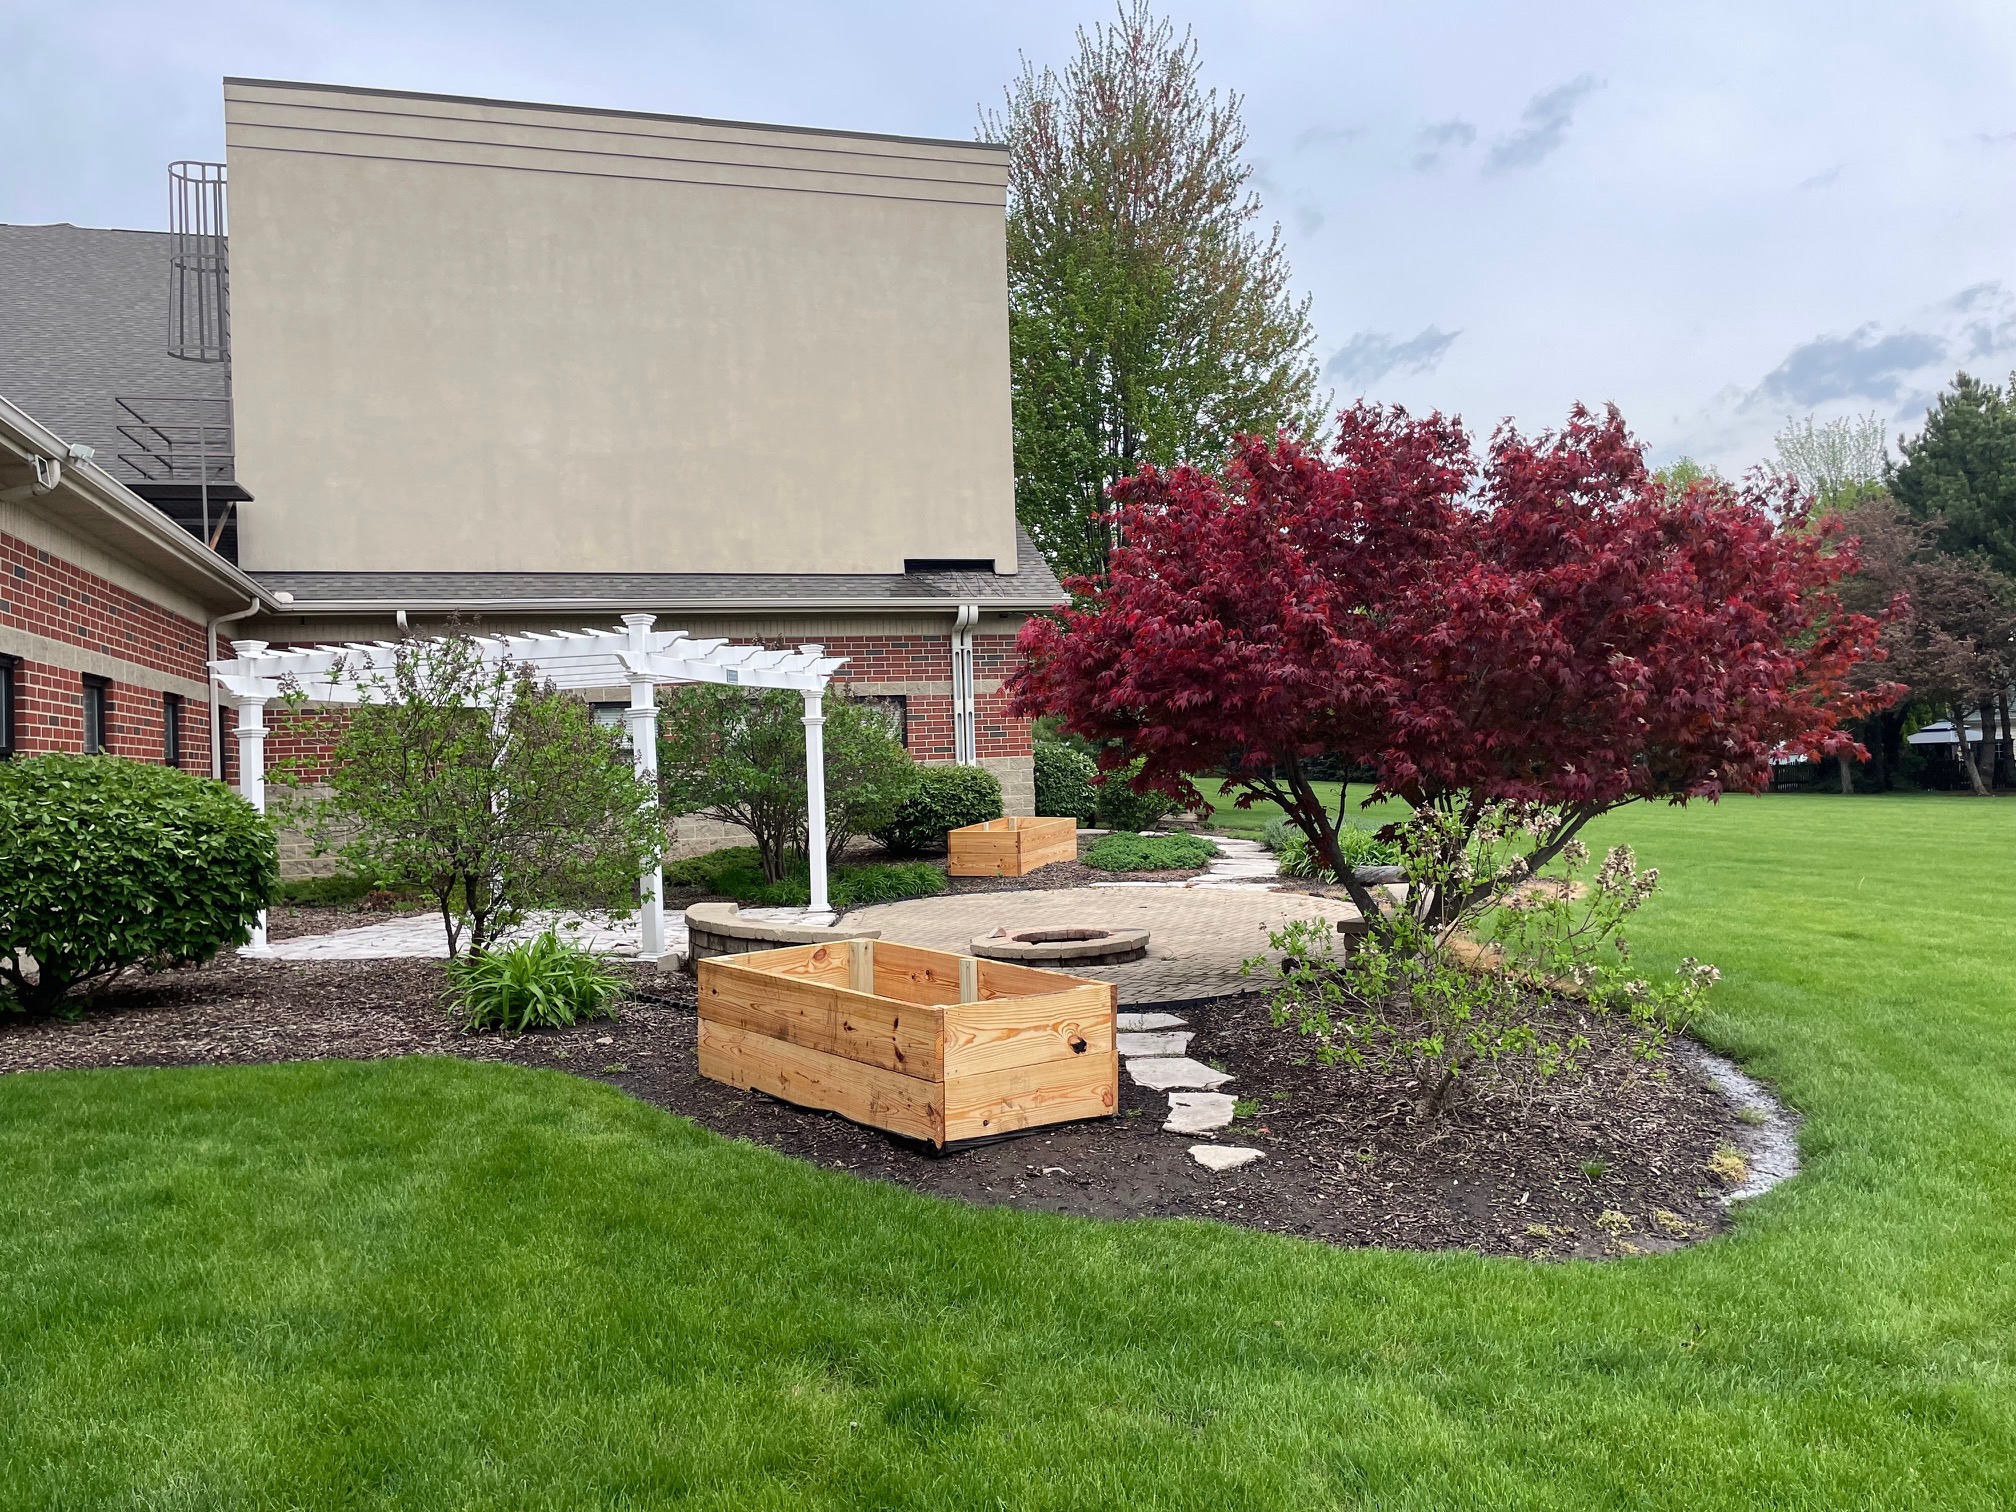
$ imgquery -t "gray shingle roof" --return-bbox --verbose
[253,526,1065,612]
[0,223,230,489]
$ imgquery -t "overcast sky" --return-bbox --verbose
[8,0,2016,473]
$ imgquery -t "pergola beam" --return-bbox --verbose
[211,614,848,958]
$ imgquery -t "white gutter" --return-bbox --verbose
[206,599,263,778]
[242,593,1065,615]
[950,603,979,766]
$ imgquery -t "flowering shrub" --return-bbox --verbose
[1244,800,1717,1114]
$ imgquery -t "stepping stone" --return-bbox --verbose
[1116,1012,1187,1031]
[1125,1056,1234,1091]
[1117,1030,1193,1057]
[1190,1145,1264,1172]
[1163,1091,1236,1134]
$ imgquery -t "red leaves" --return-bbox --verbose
[1011,401,1892,814]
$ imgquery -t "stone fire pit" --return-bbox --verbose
[970,925,1150,967]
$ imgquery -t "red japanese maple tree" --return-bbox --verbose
[1010,402,1896,924]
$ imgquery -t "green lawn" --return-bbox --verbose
[1,794,2012,1508]
[1196,776,1396,839]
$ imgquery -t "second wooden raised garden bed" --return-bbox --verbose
[946,815,1077,877]
[697,939,1117,1147]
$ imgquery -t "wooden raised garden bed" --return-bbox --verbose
[946,815,1078,877]
[697,939,1117,1147]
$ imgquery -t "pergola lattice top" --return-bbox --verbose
[211,614,849,957]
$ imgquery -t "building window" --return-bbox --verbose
[0,655,15,758]
[855,694,909,748]
[591,701,633,752]
[163,692,183,767]
[82,675,110,755]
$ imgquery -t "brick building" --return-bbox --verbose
[0,79,1063,851]
[0,395,270,771]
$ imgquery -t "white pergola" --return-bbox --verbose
[210,613,847,957]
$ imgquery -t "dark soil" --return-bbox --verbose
[0,956,1747,1259]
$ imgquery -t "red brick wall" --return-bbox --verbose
[1,530,215,767]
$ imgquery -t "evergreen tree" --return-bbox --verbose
[1890,372,2016,576]
[984,2,1323,582]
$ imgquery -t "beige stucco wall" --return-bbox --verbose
[223,80,1017,577]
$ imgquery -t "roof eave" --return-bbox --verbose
[257,594,1065,616]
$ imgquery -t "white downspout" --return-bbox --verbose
[950,604,979,767]
[230,638,271,956]
[206,598,262,779]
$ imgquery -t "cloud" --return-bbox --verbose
[1412,118,1476,172]
[1976,131,2016,147]
[1794,166,1841,192]
[1485,75,1602,173]
[1755,324,1947,406]
[1294,124,1364,152]
[1326,326,1460,390]
[1295,204,1325,236]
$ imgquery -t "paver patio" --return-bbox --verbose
[840,886,1361,1003]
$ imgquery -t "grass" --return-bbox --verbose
[1,792,2013,1506]
[1196,776,1404,842]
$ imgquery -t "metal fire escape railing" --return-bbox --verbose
[118,162,239,554]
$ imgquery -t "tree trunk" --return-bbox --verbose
[1953,702,1991,796]
[1838,751,1855,794]
[1995,691,2013,789]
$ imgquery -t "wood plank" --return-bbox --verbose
[716,942,850,984]
[870,940,971,1005]
[973,956,1108,1001]
[941,983,1115,1078]
[699,1019,942,1144]
[700,960,941,1076]
[942,1053,1118,1144]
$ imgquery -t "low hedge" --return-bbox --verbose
[1082,831,1218,873]
[0,755,276,1012]
[875,764,1002,854]
[1034,741,1099,825]
[665,846,946,908]
[1094,761,1174,833]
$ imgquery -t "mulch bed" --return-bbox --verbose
[0,953,1746,1259]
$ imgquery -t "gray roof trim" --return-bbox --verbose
[224,77,1009,157]
[251,529,1066,616]
[0,393,275,610]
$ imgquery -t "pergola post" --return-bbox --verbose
[231,638,271,956]
[801,658,830,920]
[622,614,665,961]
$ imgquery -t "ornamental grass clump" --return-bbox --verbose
[1245,801,1717,1116]
[0,755,276,1013]
[445,928,624,1033]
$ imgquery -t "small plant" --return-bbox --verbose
[1232,1096,1261,1119]
[1652,1209,1690,1236]
[1736,1105,1769,1127]
[1596,1209,1635,1237]
[0,756,276,1013]
[1581,1158,1610,1181]
[1082,831,1216,872]
[876,765,1003,855]
[445,928,625,1033]
[1265,819,1397,879]
[1033,740,1100,824]
[1707,1146,1750,1186]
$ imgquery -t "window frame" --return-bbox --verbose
[163,691,183,767]
[81,674,110,756]
[0,654,16,758]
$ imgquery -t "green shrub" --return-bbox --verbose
[1093,761,1172,833]
[1261,818,1399,880]
[1034,741,1099,824]
[664,845,945,908]
[444,928,625,1033]
[0,755,277,1012]
[1083,832,1217,872]
[876,764,1002,854]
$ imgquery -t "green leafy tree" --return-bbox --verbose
[297,636,661,956]
[1774,411,1890,508]
[657,686,918,880]
[1891,373,2016,576]
[983,1,1323,581]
